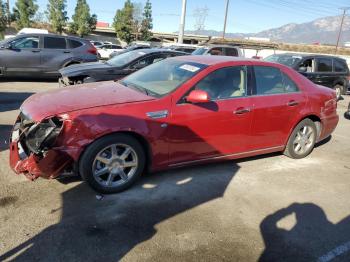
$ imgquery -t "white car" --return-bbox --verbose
[97,44,124,59]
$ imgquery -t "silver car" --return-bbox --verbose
[0,34,98,78]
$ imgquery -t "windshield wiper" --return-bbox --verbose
[120,81,149,95]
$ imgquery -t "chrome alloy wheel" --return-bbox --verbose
[92,144,138,187]
[293,125,315,155]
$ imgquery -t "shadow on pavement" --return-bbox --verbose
[0,125,12,152]
[0,92,34,112]
[0,162,238,261]
[259,203,350,262]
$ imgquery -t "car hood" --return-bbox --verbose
[59,62,114,76]
[21,81,155,122]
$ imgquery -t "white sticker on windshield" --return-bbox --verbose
[179,64,200,72]
[138,52,146,55]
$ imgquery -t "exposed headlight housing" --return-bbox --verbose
[15,114,64,155]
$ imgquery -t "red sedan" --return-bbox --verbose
[9,56,339,193]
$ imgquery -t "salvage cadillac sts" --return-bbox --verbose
[9,56,339,193]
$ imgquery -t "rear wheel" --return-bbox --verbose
[333,84,343,101]
[284,119,317,159]
[79,134,145,194]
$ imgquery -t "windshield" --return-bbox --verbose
[121,59,207,97]
[264,54,302,67]
[107,50,148,67]
[192,47,208,55]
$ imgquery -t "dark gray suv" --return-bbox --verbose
[0,34,98,78]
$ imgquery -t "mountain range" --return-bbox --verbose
[184,15,350,45]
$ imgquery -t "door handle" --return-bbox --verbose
[287,100,299,106]
[63,51,71,53]
[234,108,251,115]
[31,50,40,53]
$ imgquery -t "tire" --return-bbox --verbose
[284,119,317,159]
[333,84,343,101]
[79,134,145,194]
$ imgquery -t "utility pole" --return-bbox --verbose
[335,7,349,54]
[6,0,10,26]
[178,0,187,44]
[222,0,229,38]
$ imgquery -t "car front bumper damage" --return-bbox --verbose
[9,112,72,180]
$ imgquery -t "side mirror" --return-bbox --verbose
[186,90,210,103]
[298,66,307,73]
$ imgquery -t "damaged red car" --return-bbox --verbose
[9,56,339,193]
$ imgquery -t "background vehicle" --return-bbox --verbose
[345,102,350,119]
[264,53,350,100]
[11,56,338,193]
[109,44,151,59]
[59,49,187,85]
[97,44,124,59]
[164,44,198,54]
[192,44,243,57]
[90,40,104,48]
[0,33,98,78]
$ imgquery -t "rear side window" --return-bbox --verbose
[317,58,332,72]
[44,37,66,49]
[68,39,83,49]
[254,66,299,95]
[333,59,348,72]
[225,48,238,57]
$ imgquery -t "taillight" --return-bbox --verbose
[87,46,97,55]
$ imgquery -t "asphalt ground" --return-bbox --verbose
[0,80,350,262]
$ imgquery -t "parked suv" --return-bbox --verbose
[265,53,350,100]
[192,45,243,57]
[0,34,98,78]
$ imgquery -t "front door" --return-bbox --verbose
[1,36,41,76]
[168,65,253,165]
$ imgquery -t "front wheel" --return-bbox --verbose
[284,119,317,159]
[79,134,145,194]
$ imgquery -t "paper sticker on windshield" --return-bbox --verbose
[179,64,200,72]
[138,52,146,55]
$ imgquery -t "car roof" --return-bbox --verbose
[130,48,187,55]
[272,52,346,61]
[11,33,89,42]
[171,55,256,65]
[200,44,241,49]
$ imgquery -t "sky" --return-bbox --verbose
[13,0,350,33]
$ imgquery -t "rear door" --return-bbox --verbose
[313,57,334,88]
[1,35,41,76]
[249,66,307,149]
[41,36,72,74]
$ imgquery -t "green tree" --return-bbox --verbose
[47,0,67,34]
[140,0,153,41]
[69,0,97,37]
[0,0,7,39]
[12,0,38,29]
[113,0,134,44]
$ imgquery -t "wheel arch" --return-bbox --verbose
[285,114,322,145]
[77,130,153,173]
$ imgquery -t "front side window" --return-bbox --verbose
[11,36,39,49]
[317,58,332,72]
[122,59,207,96]
[254,66,299,95]
[194,66,247,100]
[299,58,315,72]
[44,37,66,49]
